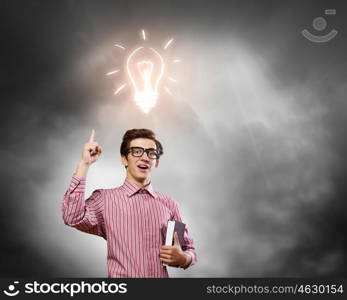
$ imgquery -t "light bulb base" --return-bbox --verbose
[134,91,158,113]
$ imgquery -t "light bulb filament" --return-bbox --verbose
[126,47,165,113]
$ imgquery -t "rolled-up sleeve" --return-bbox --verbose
[171,200,197,269]
[62,175,106,239]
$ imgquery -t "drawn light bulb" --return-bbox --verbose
[126,46,165,113]
[107,29,180,113]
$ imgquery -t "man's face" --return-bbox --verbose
[121,138,159,184]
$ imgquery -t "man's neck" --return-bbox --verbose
[126,175,150,188]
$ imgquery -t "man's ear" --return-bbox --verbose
[155,159,160,168]
[121,155,128,168]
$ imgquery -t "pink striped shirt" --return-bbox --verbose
[62,175,197,278]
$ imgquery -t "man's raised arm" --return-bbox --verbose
[61,129,106,238]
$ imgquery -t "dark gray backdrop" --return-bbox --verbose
[1,0,346,277]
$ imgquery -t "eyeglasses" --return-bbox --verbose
[127,147,159,159]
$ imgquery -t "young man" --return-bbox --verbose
[62,128,197,277]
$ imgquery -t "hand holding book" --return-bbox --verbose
[159,221,191,268]
[159,232,190,268]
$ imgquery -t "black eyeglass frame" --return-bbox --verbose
[127,147,159,160]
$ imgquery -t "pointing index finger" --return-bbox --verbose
[88,128,95,142]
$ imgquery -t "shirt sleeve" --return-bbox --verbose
[171,200,197,269]
[62,175,106,239]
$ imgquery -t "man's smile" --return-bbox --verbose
[137,164,150,172]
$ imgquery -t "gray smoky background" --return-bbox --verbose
[1,0,346,277]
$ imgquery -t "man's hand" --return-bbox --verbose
[81,129,103,165]
[159,232,191,268]
[75,129,103,177]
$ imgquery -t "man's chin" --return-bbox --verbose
[135,173,150,182]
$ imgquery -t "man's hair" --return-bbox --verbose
[120,128,164,158]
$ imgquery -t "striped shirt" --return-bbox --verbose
[62,175,197,278]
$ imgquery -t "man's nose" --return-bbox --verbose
[140,152,150,161]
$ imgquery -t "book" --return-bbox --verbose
[164,220,186,248]
[162,220,187,267]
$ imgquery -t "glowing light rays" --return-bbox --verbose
[106,70,120,76]
[114,83,126,95]
[164,38,174,50]
[114,44,126,50]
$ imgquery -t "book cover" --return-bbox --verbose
[165,220,186,248]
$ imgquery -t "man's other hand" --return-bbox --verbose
[159,232,191,268]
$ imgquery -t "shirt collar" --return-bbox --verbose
[122,178,157,199]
